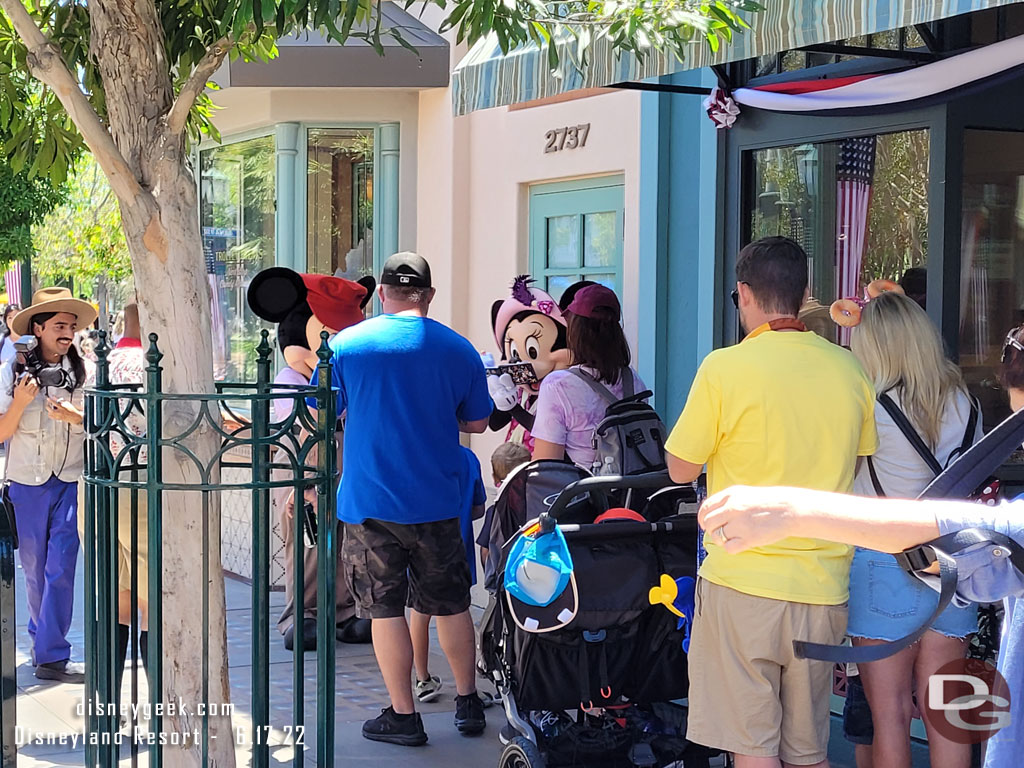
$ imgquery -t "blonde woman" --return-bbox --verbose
[847,291,978,768]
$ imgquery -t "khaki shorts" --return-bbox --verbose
[115,487,149,596]
[686,579,847,765]
[77,483,150,596]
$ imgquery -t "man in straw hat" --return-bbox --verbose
[0,287,97,683]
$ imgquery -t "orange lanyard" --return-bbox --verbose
[743,318,809,342]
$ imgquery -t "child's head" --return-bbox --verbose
[491,442,531,486]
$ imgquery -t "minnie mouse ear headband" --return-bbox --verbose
[492,275,566,349]
[829,279,905,328]
[247,267,375,331]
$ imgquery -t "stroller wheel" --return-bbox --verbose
[498,736,546,768]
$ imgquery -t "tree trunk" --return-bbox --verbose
[87,1,236,765]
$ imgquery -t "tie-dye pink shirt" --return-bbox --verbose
[531,365,644,470]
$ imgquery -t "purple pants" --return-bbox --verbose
[10,476,79,665]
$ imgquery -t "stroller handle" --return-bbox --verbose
[540,469,685,529]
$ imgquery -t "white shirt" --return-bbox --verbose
[0,336,15,367]
[853,388,982,499]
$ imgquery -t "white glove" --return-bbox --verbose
[487,372,518,412]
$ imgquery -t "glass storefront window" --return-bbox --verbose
[959,130,1024,429]
[749,130,930,343]
[307,128,374,281]
[199,135,275,382]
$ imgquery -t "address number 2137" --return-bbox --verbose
[544,124,590,153]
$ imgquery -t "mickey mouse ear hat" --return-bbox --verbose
[247,267,375,331]
[504,519,578,634]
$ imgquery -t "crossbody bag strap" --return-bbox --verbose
[950,395,980,466]
[569,367,618,405]
[796,527,1024,664]
[866,456,887,497]
[877,392,944,476]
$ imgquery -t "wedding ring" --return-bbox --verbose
[715,524,729,544]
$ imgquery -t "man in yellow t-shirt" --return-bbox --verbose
[666,236,877,768]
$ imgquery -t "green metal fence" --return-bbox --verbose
[81,330,338,767]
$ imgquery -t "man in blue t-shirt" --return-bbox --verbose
[312,252,493,747]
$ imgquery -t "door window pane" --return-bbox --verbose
[959,130,1024,428]
[200,135,275,382]
[589,274,617,291]
[307,128,374,281]
[748,130,929,343]
[547,215,581,268]
[546,275,575,301]
[584,212,617,267]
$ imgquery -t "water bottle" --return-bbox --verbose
[599,456,616,476]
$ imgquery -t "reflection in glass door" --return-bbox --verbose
[199,135,276,382]
[748,130,930,343]
[307,128,375,281]
[959,129,1024,430]
[529,178,624,304]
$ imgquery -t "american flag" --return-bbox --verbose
[835,136,876,342]
[4,264,21,307]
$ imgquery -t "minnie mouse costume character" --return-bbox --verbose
[487,276,570,451]
[247,267,375,651]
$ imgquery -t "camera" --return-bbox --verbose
[13,337,74,390]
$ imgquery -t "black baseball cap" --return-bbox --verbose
[381,252,431,288]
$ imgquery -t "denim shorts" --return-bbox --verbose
[847,548,978,641]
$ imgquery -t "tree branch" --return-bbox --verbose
[166,36,233,136]
[0,0,144,203]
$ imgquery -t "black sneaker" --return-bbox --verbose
[454,693,486,735]
[35,660,86,684]
[362,707,428,746]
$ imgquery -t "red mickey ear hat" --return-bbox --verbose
[247,267,375,332]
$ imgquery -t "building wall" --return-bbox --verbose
[417,72,643,455]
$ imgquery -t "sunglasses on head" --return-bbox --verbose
[1002,326,1024,364]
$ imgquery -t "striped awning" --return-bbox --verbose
[452,0,1023,116]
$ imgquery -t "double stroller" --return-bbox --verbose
[478,460,718,768]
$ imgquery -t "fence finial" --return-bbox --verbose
[317,330,331,363]
[145,333,162,368]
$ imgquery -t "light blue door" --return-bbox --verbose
[529,176,625,303]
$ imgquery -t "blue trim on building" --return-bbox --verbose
[638,68,720,424]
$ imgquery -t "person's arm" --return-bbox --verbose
[698,485,949,554]
[0,376,38,443]
[458,349,494,434]
[459,417,489,434]
[665,359,719,485]
[489,407,514,432]
[667,454,703,484]
[532,439,565,461]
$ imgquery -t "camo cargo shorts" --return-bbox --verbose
[342,518,471,619]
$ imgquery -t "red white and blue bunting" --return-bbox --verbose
[704,33,1024,128]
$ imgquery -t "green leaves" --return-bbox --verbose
[0,0,763,187]
[0,156,66,268]
[442,0,764,71]
[31,153,131,287]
